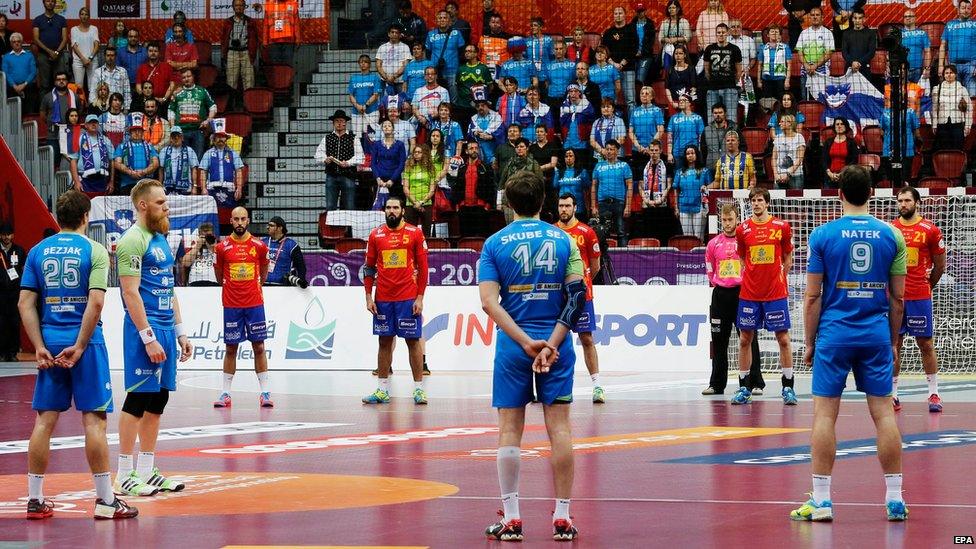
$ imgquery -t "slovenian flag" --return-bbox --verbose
[806,70,883,135]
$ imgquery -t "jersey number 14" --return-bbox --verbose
[512,240,557,276]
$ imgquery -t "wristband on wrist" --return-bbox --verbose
[139,327,157,345]
[175,323,187,337]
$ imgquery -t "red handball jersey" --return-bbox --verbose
[364,222,429,302]
[736,216,793,302]
[214,234,269,308]
[892,217,945,300]
[558,219,601,300]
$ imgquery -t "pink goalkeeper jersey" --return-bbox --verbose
[705,232,743,288]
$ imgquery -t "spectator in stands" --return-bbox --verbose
[222,0,261,98]
[667,93,705,170]
[130,80,155,114]
[0,15,12,58]
[137,42,176,109]
[426,10,465,100]
[349,54,384,136]
[709,130,756,189]
[182,222,220,286]
[165,24,198,75]
[590,46,622,103]
[367,0,400,47]
[703,24,742,125]
[404,42,434,100]
[932,65,973,151]
[757,24,792,104]
[702,103,736,168]
[543,39,575,121]
[480,0,499,35]
[40,71,78,169]
[831,0,865,50]
[530,124,561,179]
[69,8,99,91]
[396,1,427,47]
[768,90,805,138]
[526,17,554,75]
[371,120,408,203]
[450,140,495,237]
[158,126,198,195]
[480,14,512,78]
[795,6,834,97]
[86,81,110,116]
[164,11,195,44]
[499,137,542,222]
[560,83,596,170]
[383,95,416,151]
[497,38,536,94]
[114,113,160,195]
[783,0,818,50]
[100,93,127,146]
[900,10,930,83]
[455,43,492,124]
[141,98,171,151]
[90,47,131,111]
[107,19,127,49]
[264,0,301,66]
[636,139,681,244]
[666,45,697,111]
[263,216,308,287]
[821,117,860,188]
[518,87,554,140]
[495,124,523,181]
[467,90,504,166]
[0,223,23,361]
[412,67,450,130]
[591,139,632,245]
[445,1,471,44]
[403,144,438,235]
[315,109,364,211]
[659,0,691,72]
[32,0,68,95]
[400,99,421,134]
[3,34,37,113]
[496,77,526,129]
[573,62,603,110]
[555,149,589,216]
[198,120,245,209]
[603,6,639,107]
[430,103,464,156]
[169,68,217,159]
[672,145,709,238]
[729,20,756,111]
[59,107,82,167]
[841,9,875,78]
[772,114,806,189]
[590,98,626,162]
[428,128,450,193]
[70,114,115,196]
[565,26,593,66]
[695,0,729,48]
[880,92,920,183]
[629,86,666,174]
[117,28,147,88]
[377,24,411,94]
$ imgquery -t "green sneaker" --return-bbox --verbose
[362,388,391,404]
[790,496,833,521]
[413,387,428,405]
[143,467,185,492]
[113,471,158,497]
[592,386,606,403]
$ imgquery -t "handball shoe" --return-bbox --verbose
[485,510,523,541]
[26,499,54,520]
[413,388,428,405]
[928,394,943,413]
[143,467,185,492]
[213,392,232,408]
[362,389,391,404]
[592,386,606,403]
[94,497,138,520]
[260,392,274,408]
[886,500,909,521]
[114,471,158,497]
[782,387,798,406]
[553,518,579,541]
[731,387,752,405]
[790,497,833,522]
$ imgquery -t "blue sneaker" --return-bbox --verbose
[790,497,833,521]
[731,387,752,405]
[362,389,391,404]
[886,500,909,521]
[413,387,428,405]
[782,387,798,406]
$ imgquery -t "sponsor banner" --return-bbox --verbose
[101,285,711,372]
[0,0,26,19]
[209,0,323,19]
[90,195,218,255]
[94,0,141,18]
[150,0,205,19]
[665,430,976,466]
[29,0,84,18]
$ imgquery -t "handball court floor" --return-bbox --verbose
[0,362,974,548]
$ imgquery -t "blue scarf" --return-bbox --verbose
[78,131,109,174]
[161,145,193,192]
[123,139,153,167]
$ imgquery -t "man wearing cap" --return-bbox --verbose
[0,223,24,362]
[262,216,307,287]
[198,120,245,210]
[560,83,597,171]
[376,24,412,94]
[314,110,365,211]
[467,91,504,167]
[114,113,160,195]
[157,126,199,195]
[70,115,116,196]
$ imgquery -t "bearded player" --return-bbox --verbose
[732,187,798,406]
[555,193,605,403]
[212,207,272,408]
[891,186,946,412]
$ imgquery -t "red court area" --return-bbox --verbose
[0,370,973,548]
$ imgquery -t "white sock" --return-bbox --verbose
[136,452,154,480]
[782,367,794,380]
[892,376,899,398]
[223,373,234,394]
[27,473,43,501]
[554,498,571,521]
[117,454,134,477]
[884,473,903,503]
[926,373,939,396]
[257,371,270,393]
[379,377,391,392]
[497,446,521,521]
[93,472,115,504]
[590,373,600,386]
[414,381,423,391]
[812,474,831,504]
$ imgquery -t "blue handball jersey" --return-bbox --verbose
[478,219,584,334]
[115,224,176,327]
[807,215,907,347]
[20,232,110,345]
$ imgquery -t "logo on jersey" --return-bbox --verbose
[285,296,337,360]
[115,210,134,230]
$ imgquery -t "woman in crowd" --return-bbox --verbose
[403,144,437,236]
[70,7,100,90]
[567,25,595,65]
[107,20,128,50]
[671,145,710,239]
[59,108,83,172]
[0,15,13,57]
[772,113,806,189]
[659,0,691,72]
[429,103,464,157]
[932,65,972,151]
[696,0,730,49]
[371,120,408,208]
[666,46,697,113]
[99,92,127,147]
[555,149,589,217]
[767,91,805,139]
[667,93,705,171]
[164,11,195,44]
[590,46,622,103]
[821,117,860,189]
[86,82,111,116]
[590,98,627,162]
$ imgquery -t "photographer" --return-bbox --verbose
[262,216,308,288]
[181,222,220,287]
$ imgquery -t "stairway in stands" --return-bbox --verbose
[245,49,369,249]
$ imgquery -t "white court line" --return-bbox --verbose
[441,495,976,509]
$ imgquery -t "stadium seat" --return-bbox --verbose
[457,237,485,252]
[194,41,213,64]
[858,153,881,172]
[426,237,451,249]
[317,213,348,248]
[918,177,952,190]
[920,21,944,49]
[910,155,923,180]
[754,109,771,131]
[214,93,230,114]
[668,235,702,251]
[197,64,218,89]
[606,238,618,247]
[243,88,275,122]
[829,51,846,77]
[628,237,660,248]
[917,124,935,154]
[932,150,968,182]
[861,126,883,155]
[741,127,770,158]
[335,237,367,254]
[869,49,888,76]
[797,101,824,130]
[266,64,295,100]
[224,113,253,140]
[819,126,835,143]
[652,81,670,110]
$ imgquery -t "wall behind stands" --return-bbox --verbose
[99,285,711,373]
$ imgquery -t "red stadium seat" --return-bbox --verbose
[266,64,295,99]
[917,124,935,154]
[861,125,883,155]
[318,212,348,247]
[918,177,952,190]
[194,40,213,64]
[583,33,602,49]
[869,49,888,76]
[426,237,452,249]
[858,153,881,171]
[457,237,485,252]
[877,24,901,44]
[668,235,702,251]
[932,150,968,182]
[652,80,670,110]
[224,112,253,140]
[628,237,660,248]
[243,88,275,121]
[910,155,923,180]
[335,237,367,254]
[196,64,218,89]
[606,238,618,247]
[741,127,770,158]
[829,51,846,77]
[214,93,230,115]
[797,101,824,130]
[819,127,835,143]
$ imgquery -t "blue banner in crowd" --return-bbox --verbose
[90,195,219,254]
[807,70,884,131]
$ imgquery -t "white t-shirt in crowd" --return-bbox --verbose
[70,25,100,59]
[773,132,806,176]
[375,41,412,83]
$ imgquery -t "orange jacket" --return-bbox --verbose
[263,0,302,44]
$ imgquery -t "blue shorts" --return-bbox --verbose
[32,342,114,413]
[373,299,422,339]
[123,319,178,393]
[900,298,933,338]
[812,344,893,398]
[493,331,576,408]
[571,300,596,333]
[736,298,791,332]
[224,306,268,344]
